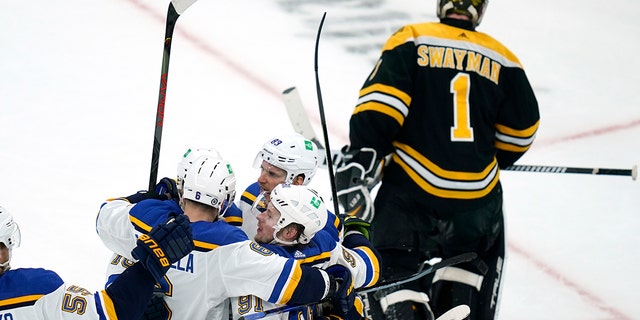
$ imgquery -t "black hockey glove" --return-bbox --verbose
[316,295,366,320]
[336,147,389,222]
[123,177,179,204]
[343,216,371,240]
[131,214,193,284]
[324,264,356,318]
[141,291,169,320]
[154,177,179,202]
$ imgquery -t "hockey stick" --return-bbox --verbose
[282,87,324,150]
[238,252,476,320]
[312,12,342,219]
[282,86,343,166]
[282,88,638,181]
[357,252,477,294]
[148,0,198,191]
[504,164,637,180]
[241,304,470,320]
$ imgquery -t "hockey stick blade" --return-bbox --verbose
[282,87,324,149]
[357,252,477,294]
[282,86,347,167]
[171,0,198,14]
[436,304,471,320]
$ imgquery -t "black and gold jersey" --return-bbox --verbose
[348,21,540,204]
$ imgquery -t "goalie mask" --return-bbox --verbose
[268,184,327,245]
[176,147,222,191]
[182,155,236,215]
[0,206,21,273]
[437,0,488,28]
[253,133,319,185]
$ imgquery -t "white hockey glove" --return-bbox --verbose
[336,147,390,222]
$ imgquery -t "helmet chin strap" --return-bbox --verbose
[270,229,299,246]
[0,250,12,273]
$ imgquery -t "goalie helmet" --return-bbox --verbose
[269,184,327,245]
[253,133,319,185]
[437,0,489,28]
[0,206,21,272]
[182,155,236,215]
[176,147,222,191]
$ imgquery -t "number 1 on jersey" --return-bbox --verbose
[450,73,474,142]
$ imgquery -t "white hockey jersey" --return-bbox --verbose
[229,230,381,319]
[222,182,381,319]
[96,198,332,320]
[0,267,145,319]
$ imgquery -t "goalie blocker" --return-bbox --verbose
[335,147,391,222]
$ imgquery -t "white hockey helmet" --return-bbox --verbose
[437,0,489,28]
[0,206,21,272]
[253,133,319,185]
[270,184,327,245]
[182,155,236,215]
[176,147,222,191]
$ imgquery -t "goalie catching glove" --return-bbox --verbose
[336,147,390,222]
[132,213,194,285]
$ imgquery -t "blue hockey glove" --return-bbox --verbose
[154,177,179,202]
[131,214,193,284]
[324,264,356,318]
[343,216,371,240]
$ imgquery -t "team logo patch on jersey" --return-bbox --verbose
[294,250,306,259]
[249,242,274,256]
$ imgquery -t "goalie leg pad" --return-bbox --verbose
[363,286,434,320]
[430,252,504,319]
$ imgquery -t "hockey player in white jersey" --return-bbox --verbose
[230,183,381,319]
[0,205,193,319]
[96,154,358,320]
[224,133,342,241]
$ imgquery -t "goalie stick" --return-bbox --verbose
[282,87,638,180]
[237,252,476,320]
[357,252,476,294]
[148,0,199,191]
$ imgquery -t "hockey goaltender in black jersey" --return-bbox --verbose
[336,5,540,320]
